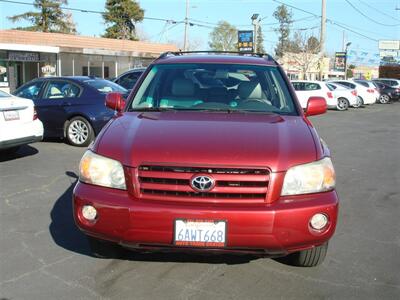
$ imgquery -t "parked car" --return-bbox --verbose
[325,82,360,110]
[329,80,376,106]
[291,80,357,110]
[372,78,400,89]
[373,82,400,103]
[13,77,128,147]
[0,90,43,153]
[353,79,380,102]
[73,52,339,267]
[113,68,146,91]
[291,80,331,109]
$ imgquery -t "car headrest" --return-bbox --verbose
[172,78,195,96]
[238,81,262,99]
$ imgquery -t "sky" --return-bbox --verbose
[0,0,399,63]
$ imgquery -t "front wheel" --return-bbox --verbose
[287,243,328,267]
[336,98,349,111]
[379,94,390,104]
[66,117,94,147]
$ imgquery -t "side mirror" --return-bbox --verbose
[305,97,327,116]
[105,92,125,112]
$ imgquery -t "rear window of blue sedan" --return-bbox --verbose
[84,79,127,94]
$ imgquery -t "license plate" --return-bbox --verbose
[3,110,20,121]
[174,219,226,247]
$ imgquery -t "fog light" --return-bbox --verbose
[82,205,97,221]
[310,213,328,230]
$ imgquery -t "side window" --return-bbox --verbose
[336,81,350,88]
[292,82,304,91]
[44,81,80,99]
[15,81,44,99]
[305,83,321,90]
[117,72,142,90]
[357,81,368,88]
[326,84,335,91]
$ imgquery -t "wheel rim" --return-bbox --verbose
[68,120,89,145]
[354,97,362,107]
[338,99,348,110]
[380,95,389,104]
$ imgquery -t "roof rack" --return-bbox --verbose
[157,50,276,63]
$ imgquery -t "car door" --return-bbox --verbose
[34,80,82,137]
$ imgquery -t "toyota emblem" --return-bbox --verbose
[190,175,215,192]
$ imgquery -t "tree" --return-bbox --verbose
[256,26,265,53]
[307,36,320,54]
[208,21,238,51]
[347,64,356,79]
[273,4,293,58]
[287,31,321,80]
[8,0,76,33]
[103,0,144,40]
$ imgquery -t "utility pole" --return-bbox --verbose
[183,0,189,51]
[319,0,326,80]
[251,14,260,53]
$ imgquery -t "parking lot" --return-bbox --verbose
[1,103,399,299]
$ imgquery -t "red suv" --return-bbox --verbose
[73,52,339,267]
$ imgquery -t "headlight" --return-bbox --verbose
[79,150,126,190]
[281,157,335,196]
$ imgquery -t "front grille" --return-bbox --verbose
[137,165,270,204]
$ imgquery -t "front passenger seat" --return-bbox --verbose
[160,78,202,107]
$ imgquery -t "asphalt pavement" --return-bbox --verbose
[1,103,399,299]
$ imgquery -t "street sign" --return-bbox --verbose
[238,30,254,53]
[334,52,346,72]
[378,40,400,50]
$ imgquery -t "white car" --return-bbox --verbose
[291,80,331,109]
[325,82,360,110]
[0,90,43,153]
[291,80,354,111]
[329,80,376,106]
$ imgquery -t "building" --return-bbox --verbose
[0,30,178,92]
[278,52,330,81]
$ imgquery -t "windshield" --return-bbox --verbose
[129,63,297,115]
[84,79,127,94]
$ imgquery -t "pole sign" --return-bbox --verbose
[238,30,254,53]
[334,52,346,72]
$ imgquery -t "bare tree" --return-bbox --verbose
[290,31,320,80]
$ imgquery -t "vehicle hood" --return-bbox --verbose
[94,112,319,172]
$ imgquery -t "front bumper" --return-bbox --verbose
[73,183,339,255]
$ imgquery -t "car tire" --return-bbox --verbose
[288,243,328,267]
[65,116,94,147]
[87,236,122,259]
[336,98,349,111]
[378,94,390,104]
[358,97,364,107]
[352,97,362,108]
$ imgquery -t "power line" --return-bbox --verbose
[0,0,178,23]
[344,0,400,27]
[357,0,400,22]
[272,0,380,42]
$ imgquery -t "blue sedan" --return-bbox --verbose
[13,76,127,147]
